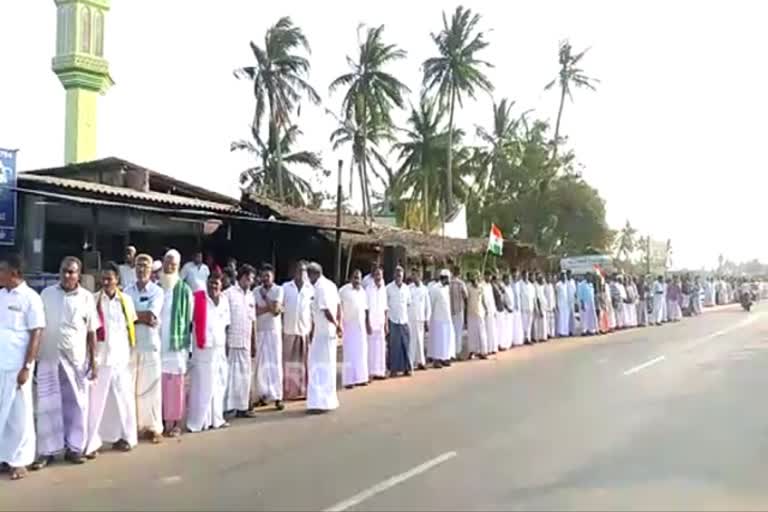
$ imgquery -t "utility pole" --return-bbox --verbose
[334,159,344,285]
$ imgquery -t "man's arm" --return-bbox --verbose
[18,328,42,388]
[86,330,97,379]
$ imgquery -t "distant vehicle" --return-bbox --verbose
[560,255,614,276]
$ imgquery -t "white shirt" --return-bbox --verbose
[282,280,314,336]
[40,285,100,367]
[194,295,230,351]
[567,279,577,308]
[408,283,431,323]
[160,280,194,375]
[366,282,388,330]
[504,283,518,312]
[429,283,452,323]
[340,283,367,328]
[386,281,411,325]
[313,276,339,338]
[94,291,137,368]
[466,283,486,318]
[118,264,137,290]
[482,282,496,318]
[255,284,284,333]
[224,285,255,349]
[362,273,375,290]
[519,281,535,312]
[545,283,556,312]
[0,282,45,371]
[180,262,210,291]
[125,281,164,353]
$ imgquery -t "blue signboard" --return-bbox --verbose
[0,148,18,246]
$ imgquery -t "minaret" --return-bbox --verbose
[52,0,113,164]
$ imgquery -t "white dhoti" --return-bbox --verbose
[86,364,137,454]
[466,316,488,356]
[255,330,283,401]
[131,350,163,435]
[187,347,228,432]
[511,311,525,346]
[581,303,598,334]
[623,303,634,327]
[668,300,682,322]
[498,312,512,350]
[485,313,498,353]
[452,313,465,358]
[342,322,368,386]
[521,311,533,342]
[533,313,548,341]
[368,329,386,378]
[0,369,35,467]
[36,358,89,457]
[652,296,664,324]
[225,348,252,412]
[407,318,426,368]
[428,320,454,361]
[306,332,339,411]
[556,306,570,337]
[547,311,556,338]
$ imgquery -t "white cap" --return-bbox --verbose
[152,260,162,272]
[439,269,451,278]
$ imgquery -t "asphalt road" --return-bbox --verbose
[4,304,768,511]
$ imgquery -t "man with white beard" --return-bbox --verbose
[124,254,164,443]
[306,263,341,414]
[428,269,454,368]
[254,264,285,411]
[158,249,194,438]
[408,268,431,371]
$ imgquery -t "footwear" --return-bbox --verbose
[30,456,53,471]
[9,467,27,481]
[150,432,163,444]
[85,451,98,460]
[275,400,285,411]
[404,370,412,377]
[344,385,354,390]
[65,451,87,464]
[479,354,488,360]
[113,440,132,452]
[217,422,231,429]
[168,426,182,438]
[442,360,452,367]
[433,362,443,369]
[417,364,427,371]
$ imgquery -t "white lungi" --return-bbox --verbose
[511,311,525,346]
[0,369,35,467]
[306,332,339,411]
[408,319,427,368]
[36,358,89,457]
[466,316,488,356]
[132,350,163,434]
[342,322,368,386]
[187,347,228,432]
[86,364,137,454]
[255,330,283,401]
[452,313,465,358]
[225,347,252,411]
[485,312,498,352]
[521,311,533,342]
[497,313,510,350]
[428,320,454,361]
[652,295,665,324]
[368,329,386,378]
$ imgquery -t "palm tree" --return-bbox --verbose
[231,124,323,206]
[329,25,410,222]
[423,5,493,213]
[234,17,320,202]
[544,40,599,160]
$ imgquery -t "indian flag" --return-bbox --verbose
[487,224,503,256]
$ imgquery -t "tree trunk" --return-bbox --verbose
[358,159,368,223]
[552,83,567,162]
[348,158,355,199]
[360,102,374,223]
[423,163,429,234]
[445,87,457,216]
[276,117,284,202]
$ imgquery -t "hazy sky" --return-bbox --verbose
[2,0,766,269]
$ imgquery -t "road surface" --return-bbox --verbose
[4,305,768,511]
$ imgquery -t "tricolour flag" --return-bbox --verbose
[487,224,503,256]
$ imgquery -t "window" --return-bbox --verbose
[80,6,91,54]
[93,11,104,57]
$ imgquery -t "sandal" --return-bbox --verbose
[9,467,27,481]
[30,456,53,471]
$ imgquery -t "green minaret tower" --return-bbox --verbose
[52,0,113,164]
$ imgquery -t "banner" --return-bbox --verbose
[0,148,17,245]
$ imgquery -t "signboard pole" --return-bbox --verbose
[0,148,18,246]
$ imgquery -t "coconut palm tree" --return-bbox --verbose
[329,24,410,222]
[544,40,599,160]
[231,124,323,207]
[234,17,320,202]
[423,5,493,213]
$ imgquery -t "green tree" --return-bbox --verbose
[234,17,320,202]
[545,40,599,160]
[232,124,324,206]
[330,25,410,222]
[423,5,493,213]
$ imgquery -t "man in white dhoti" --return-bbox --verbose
[449,267,468,360]
[34,257,99,469]
[125,254,164,443]
[254,264,285,410]
[118,245,137,290]
[306,263,341,413]
[362,262,378,290]
[341,270,369,387]
[365,268,388,380]
[466,272,489,360]
[491,273,512,351]
[555,273,571,337]
[519,271,535,344]
[282,261,314,400]
[408,268,430,370]
[504,273,524,347]
[651,275,665,325]
[566,270,578,335]
[0,254,45,480]
[224,264,256,417]
[187,274,231,432]
[545,275,557,338]
[180,250,210,292]
[578,274,599,335]
[482,271,498,354]
[533,274,549,342]
[86,263,139,457]
[428,270,455,368]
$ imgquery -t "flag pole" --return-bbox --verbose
[481,249,489,275]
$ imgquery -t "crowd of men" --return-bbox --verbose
[0,245,752,481]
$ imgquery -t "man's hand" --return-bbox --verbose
[366,322,373,336]
[336,324,343,338]
[89,362,99,381]
[16,367,30,389]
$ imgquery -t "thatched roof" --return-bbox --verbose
[242,195,495,258]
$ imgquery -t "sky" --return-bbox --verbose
[2,0,766,269]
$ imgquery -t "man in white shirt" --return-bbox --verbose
[282,261,314,400]
[428,269,455,368]
[118,245,137,290]
[365,267,388,380]
[124,254,164,443]
[341,269,369,388]
[519,271,536,344]
[187,274,231,432]
[0,254,45,481]
[34,256,99,469]
[449,267,468,359]
[466,271,489,360]
[555,273,571,337]
[361,262,379,290]
[566,270,578,336]
[482,271,498,355]
[504,272,524,347]
[306,263,341,413]
[86,262,138,457]
[223,264,256,417]
[180,250,210,292]
[407,268,431,371]
[386,266,412,377]
[533,273,550,342]
[254,264,285,410]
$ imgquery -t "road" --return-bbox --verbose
[4,305,768,511]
